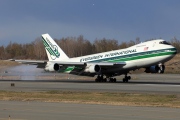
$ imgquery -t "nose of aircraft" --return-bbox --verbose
[173,46,177,54]
[175,47,177,54]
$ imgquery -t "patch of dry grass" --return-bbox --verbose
[165,54,180,73]
[131,54,180,74]
[0,60,19,70]
[0,60,19,66]
[0,90,180,108]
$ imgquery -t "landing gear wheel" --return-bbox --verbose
[103,78,107,82]
[158,65,165,74]
[95,75,107,82]
[95,75,101,82]
[123,78,128,83]
[123,75,131,83]
[109,78,117,83]
[95,75,117,83]
[127,76,131,80]
[95,79,99,82]
[112,78,116,82]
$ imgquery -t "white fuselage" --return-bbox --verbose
[62,39,176,73]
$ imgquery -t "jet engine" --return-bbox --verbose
[45,62,60,72]
[145,64,165,73]
[84,64,101,73]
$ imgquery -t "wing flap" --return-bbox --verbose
[9,59,47,64]
[96,62,126,67]
[56,61,126,76]
[51,61,86,66]
[53,61,126,67]
[9,59,47,68]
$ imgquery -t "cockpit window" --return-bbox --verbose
[159,41,171,45]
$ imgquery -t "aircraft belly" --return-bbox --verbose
[132,54,174,67]
[117,54,174,70]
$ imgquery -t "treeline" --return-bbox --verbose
[0,36,179,60]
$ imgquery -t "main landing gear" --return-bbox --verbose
[95,74,131,83]
[95,75,106,82]
[122,74,131,83]
[95,75,116,83]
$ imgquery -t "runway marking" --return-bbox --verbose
[141,84,180,87]
[0,118,26,120]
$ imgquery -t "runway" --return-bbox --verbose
[0,74,180,94]
[1,101,180,120]
[1,66,180,120]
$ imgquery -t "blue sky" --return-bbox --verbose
[0,0,180,45]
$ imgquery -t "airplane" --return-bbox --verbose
[12,33,177,82]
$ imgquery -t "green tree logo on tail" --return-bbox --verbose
[42,38,60,60]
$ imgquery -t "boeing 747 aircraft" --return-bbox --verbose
[12,34,177,82]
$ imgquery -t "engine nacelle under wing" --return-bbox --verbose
[145,64,165,73]
[84,64,101,73]
[45,62,60,72]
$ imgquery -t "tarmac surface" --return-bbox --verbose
[0,74,180,94]
[1,101,180,120]
[0,65,180,120]
[0,75,180,120]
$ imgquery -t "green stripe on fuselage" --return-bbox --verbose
[62,48,176,73]
[90,48,176,63]
[107,51,176,62]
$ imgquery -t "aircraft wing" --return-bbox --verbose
[51,61,126,76]
[56,61,126,74]
[9,59,47,68]
[95,62,126,67]
[10,59,126,67]
[51,61,126,67]
[10,59,126,76]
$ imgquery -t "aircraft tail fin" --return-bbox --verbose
[42,34,69,61]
